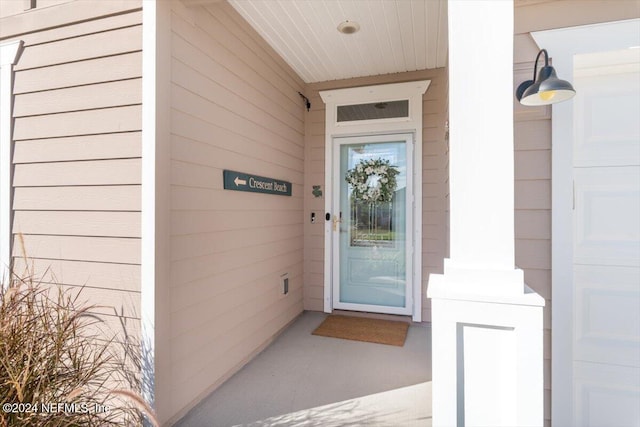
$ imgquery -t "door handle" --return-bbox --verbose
[332,216,342,231]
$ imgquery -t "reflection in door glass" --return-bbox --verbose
[339,141,407,308]
[350,200,395,248]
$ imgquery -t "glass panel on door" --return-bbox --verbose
[337,139,409,309]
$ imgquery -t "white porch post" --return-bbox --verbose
[428,1,544,426]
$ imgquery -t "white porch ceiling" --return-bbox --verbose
[226,0,449,83]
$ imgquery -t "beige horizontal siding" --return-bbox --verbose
[12,258,140,292]
[170,301,301,414]
[171,224,303,262]
[83,316,141,343]
[515,150,551,180]
[14,159,141,187]
[171,3,302,114]
[515,210,551,240]
[171,292,304,391]
[7,5,142,353]
[20,9,141,46]
[171,187,303,211]
[1,1,140,38]
[14,235,140,265]
[302,90,324,312]
[171,266,304,340]
[14,211,141,238]
[14,78,141,116]
[13,105,142,140]
[515,120,551,150]
[171,84,304,158]
[14,52,142,94]
[422,72,449,325]
[14,25,142,70]
[56,284,140,319]
[172,53,303,138]
[13,132,141,163]
[0,1,27,19]
[170,253,302,313]
[171,237,302,288]
[171,299,303,376]
[171,132,303,174]
[13,186,141,211]
[515,180,551,210]
[167,1,305,421]
[171,210,302,235]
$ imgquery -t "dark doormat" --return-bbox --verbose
[312,314,409,346]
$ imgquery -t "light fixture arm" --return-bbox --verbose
[298,91,311,112]
[531,48,549,85]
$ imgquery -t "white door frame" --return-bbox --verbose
[532,19,640,426]
[331,133,414,316]
[319,80,430,321]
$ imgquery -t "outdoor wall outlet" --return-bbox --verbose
[281,273,289,295]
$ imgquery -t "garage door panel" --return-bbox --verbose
[574,361,640,427]
[574,56,640,167]
[574,265,640,368]
[574,166,640,267]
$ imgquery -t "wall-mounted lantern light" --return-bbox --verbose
[516,48,576,106]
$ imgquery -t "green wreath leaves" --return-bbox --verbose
[345,158,400,203]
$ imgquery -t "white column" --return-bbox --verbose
[448,0,514,272]
[428,1,544,426]
[0,40,23,285]
[443,0,524,296]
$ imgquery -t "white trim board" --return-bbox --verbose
[0,39,23,286]
[319,80,430,322]
[141,1,172,422]
[532,18,640,427]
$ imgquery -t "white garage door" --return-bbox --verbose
[572,48,640,427]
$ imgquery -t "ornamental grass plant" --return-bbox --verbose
[0,238,157,426]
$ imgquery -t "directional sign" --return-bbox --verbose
[223,170,292,197]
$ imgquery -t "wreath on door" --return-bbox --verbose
[345,158,399,203]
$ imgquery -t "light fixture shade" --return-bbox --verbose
[516,49,576,106]
[520,66,576,106]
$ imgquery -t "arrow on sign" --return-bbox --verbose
[234,177,247,186]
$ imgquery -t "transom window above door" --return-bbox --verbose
[337,99,409,122]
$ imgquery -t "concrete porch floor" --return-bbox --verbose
[176,311,432,427]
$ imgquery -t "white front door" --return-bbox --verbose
[571,47,640,426]
[331,133,414,315]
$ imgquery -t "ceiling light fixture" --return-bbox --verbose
[516,49,576,106]
[337,20,360,35]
